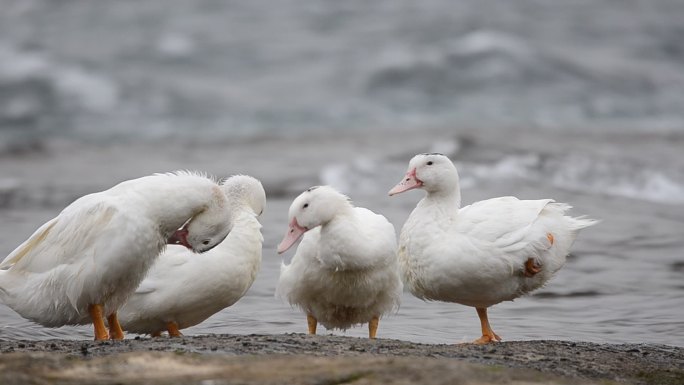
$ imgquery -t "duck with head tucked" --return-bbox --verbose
[0,171,234,340]
[117,174,266,337]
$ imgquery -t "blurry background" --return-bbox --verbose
[1,0,682,345]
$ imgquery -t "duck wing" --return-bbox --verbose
[1,198,124,273]
[456,197,554,255]
[0,217,59,270]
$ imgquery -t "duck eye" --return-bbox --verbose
[303,203,309,209]
[202,240,210,245]
[427,161,433,166]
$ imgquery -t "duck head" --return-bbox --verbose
[168,186,234,253]
[221,174,266,217]
[277,185,351,254]
[388,153,459,196]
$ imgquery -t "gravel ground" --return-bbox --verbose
[0,334,682,385]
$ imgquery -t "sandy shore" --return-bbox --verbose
[0,334,682,384]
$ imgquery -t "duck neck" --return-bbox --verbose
[213,208,261,255]
[318,207,372,270]
[128,174,222,237]
[420,187,462,215]
[319,206,355,244]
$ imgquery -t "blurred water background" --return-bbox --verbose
[0,0,682,346]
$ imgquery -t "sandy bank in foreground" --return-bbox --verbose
[0,334,682,385]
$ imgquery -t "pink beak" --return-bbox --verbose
[277,217,309,254]
[167,228,191,249]
[388,168,423,196]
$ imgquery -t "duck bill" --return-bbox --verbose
[388,168,423,196]
[277,217,308,254]
[167,228,191,249]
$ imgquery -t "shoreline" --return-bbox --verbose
[1,334,682,385]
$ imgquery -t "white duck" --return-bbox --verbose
[276,186,402,339]
[389,153,597,344]
[0,171,234,340]
[117,175,265,337]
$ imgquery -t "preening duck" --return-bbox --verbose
[276,186,402,339]
[389,153,597,344]
[0,171,234,340]
[117,175,265,337]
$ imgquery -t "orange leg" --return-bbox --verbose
[150,331,162,338]
[88,304,109,341]
[166,321,183,337]
[107,312,125,340]
[473,307,501,344]
[307,314,317,335]
[368,315,379,339]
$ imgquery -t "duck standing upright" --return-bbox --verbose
[276,186,402,339]
[389,153,596,344]
[118,175,265,337]
[0,171,234,340]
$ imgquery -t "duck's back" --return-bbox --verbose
[400,196,592,308]
[0,191,162,325]
[457,197,551,242]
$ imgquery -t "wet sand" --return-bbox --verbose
[1,334,682,385]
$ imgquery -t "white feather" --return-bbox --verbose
[276,186,402,330]
[393,154,597,309]
[0,172,232,328]
[116,175,265,335]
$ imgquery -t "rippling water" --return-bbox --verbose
[0,0,683,346]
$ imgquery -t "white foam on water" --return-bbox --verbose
[428,138,460,158]
[0,43,50,79]
[470,153,684,205]
[320,156,402,198]
[54,67,119,112]
[0,42,119,114]
[548,157,684,205]
[321,149,684,206]
[157,32,196,58]
[449,30,532,57]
